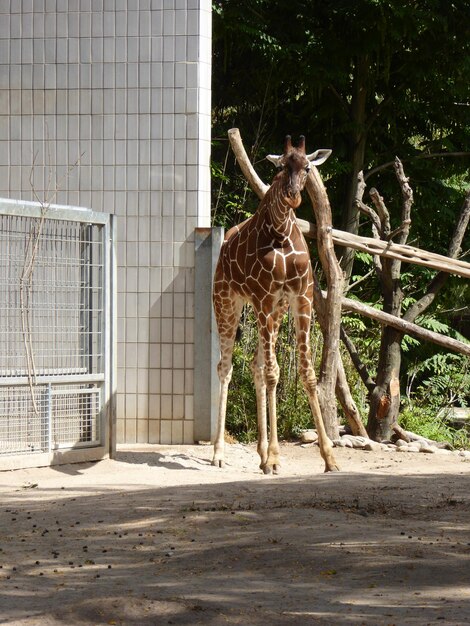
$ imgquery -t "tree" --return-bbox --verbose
[212,0,470,265]
[212,0,470,441]
[355,164,470,440]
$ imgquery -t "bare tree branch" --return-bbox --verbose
[339,325,376,393]
[394,157,413,246]
[364,151,470,181]
[227,128,269,200]
[341,295,470,357]
[369,187,391,237]
[403,188,470,324]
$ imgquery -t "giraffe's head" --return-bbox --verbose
[266,136,332,208]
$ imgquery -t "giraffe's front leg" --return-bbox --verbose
[212,362,232,468]
[309,391,340,472]
[251,345,268,469]
[257,312,282,475]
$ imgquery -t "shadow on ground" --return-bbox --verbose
[1,463,469,625]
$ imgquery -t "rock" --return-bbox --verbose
[333,438,352,448]
[419,443,436,453]
[395,439,408,448]
[396,443,420,452]
[300,430,318,443]
[458,450,470,460]
[364,441,382,452]
[341,435,369,449]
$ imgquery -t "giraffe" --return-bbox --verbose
[212,135,339,474]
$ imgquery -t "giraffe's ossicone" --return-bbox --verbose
[212,135,339,474]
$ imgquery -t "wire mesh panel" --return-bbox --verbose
[0,201,113,464]
[0,383,101,455]
[0,215,103,378]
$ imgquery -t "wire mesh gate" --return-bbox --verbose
[0,199,115,469]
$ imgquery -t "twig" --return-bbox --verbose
[21,136,84,425]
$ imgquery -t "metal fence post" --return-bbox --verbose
[194,227,224,442]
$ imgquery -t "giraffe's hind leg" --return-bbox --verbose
[291,295,339,472]
[212,290,244,468]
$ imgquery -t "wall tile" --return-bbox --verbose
[0,3,212,447]
[160,419,172,444]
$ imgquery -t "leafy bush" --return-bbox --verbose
[399,405,469,449]
[225,308,320,442]
[402,353,470,448]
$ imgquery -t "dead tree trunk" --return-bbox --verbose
[355,159,413,440]
[356,163,470,441]
[313,279,368,437]
[305,171,344,440]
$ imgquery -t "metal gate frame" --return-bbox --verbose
[0,198,116,470]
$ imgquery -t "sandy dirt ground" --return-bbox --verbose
[0,441,470,625]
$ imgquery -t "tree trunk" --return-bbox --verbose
[340,54,369,283]
[367,327,402,441]
[360,161,413,441]
[368,188,470,440]
[366,253,405,440]
[306,172,343,440]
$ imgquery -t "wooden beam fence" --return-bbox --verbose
[297,219,470,280]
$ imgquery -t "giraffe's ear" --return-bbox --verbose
[306,149,332,166]
[266,154,283,168]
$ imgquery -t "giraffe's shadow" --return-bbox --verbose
[115,449,210,470]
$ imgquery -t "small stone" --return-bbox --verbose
[364,441,382,452]
[300,430,318,443]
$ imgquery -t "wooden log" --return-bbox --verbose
[306,169,345,439]
[297,219,470,279]
[340,296,470,357]
[392,422,452,449]
[226,129,470,279]
[227,128,268,199]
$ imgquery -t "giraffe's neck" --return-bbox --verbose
[260,178,296,239]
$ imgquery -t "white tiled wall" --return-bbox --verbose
[0,1,212,444]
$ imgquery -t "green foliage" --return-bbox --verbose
[225,309,320,442]
[401,353,470,448]
[399,405,469,450]
[212,0,470,238]
[212,0,470,442]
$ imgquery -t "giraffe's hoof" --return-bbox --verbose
[324,463,340,473]
[212,458,225,469]
[262,464,272,475]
